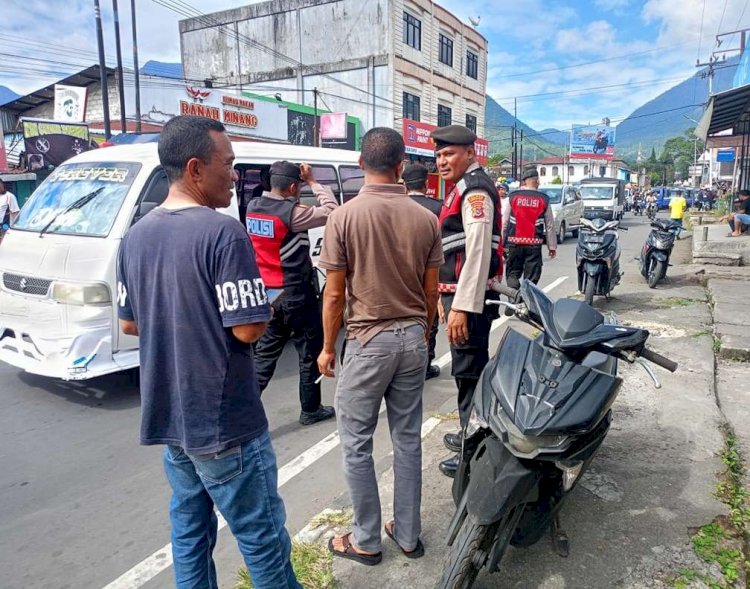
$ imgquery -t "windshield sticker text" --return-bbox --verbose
[50,167,130,183]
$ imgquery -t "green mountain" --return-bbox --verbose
[616,57,739,158]
[484,95,566,158]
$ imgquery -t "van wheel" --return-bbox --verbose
[557,222,565,245]
[571,228,579,238]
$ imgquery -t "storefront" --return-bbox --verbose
[402,118,489,200]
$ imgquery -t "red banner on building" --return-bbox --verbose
[402,118,489,165]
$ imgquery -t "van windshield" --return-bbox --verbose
[579,186,615,200]
[14,162,141,237]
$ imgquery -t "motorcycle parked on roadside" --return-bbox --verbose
[437,280,678,589]
[639,219,681,288]
[575,217,624,306]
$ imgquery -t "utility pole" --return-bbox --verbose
[313,87,319,147]
[519,129,524,175]
[130,0,141,133]
[93,0,111,139]
[512,98,518,180]
[112,0,126,132]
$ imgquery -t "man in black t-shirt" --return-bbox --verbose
[117,116,300,588]
[726,190,750,236]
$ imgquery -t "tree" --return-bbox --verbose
[648,147,657,164]
[551,176,563,184]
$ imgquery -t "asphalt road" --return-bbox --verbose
[0,210,661,589]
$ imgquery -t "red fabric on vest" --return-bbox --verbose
[246,212,288,288]
[507,191,547,245]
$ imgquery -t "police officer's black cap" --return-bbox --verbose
[431,125,477,150]
[521,166,539,181]
[402,163,429,184]
[269,160,301,181]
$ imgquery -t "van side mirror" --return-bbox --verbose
[133,201,158,223]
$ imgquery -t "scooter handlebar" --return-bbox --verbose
[494,285,519,299]
[640,347,678,372]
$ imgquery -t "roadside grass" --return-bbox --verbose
[235,541,336,589]
[713,337,723,353]
[310,509,353,530]
[692,330,713,338]
[669,432,750,588]
[656,297,702,309]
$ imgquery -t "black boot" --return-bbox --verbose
[439,454,459,478]
[443,431,462,453]
[299,405,335,426]
[425,364,441,380]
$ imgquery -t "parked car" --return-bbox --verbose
[539,184,585,244]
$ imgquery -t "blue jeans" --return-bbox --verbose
[163,431,300,589]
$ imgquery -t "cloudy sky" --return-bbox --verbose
[2,0,749,130]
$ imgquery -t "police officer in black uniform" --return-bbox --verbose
[430,125,504,478]
[402,162,442,380]
[246,161,337,426]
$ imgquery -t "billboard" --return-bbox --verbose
[402,118,489,164]
[22,119,91,170]
[320,112,348,139]
[570,124,616,160]
[54,84,88,122]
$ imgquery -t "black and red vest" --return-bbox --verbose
[506,189,549,246]
[245,197,314,290]
[438,166,503,293]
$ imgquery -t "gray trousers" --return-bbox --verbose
[335,323,427,552]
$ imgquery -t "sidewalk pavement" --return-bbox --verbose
[318,265,729,588]
[693,222,750,266]
[708,277,750,361]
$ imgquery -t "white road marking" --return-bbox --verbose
[103,276,568,588]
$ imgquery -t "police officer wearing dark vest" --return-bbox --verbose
[504,166,557,289]
[431,125,504,478]
[402,162,442,380]
[246,161,337,426]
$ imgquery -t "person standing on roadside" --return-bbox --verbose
[431,124,504,479]
[117,116,300,589]
[247,160,337,426]
[318,128,442,565]
[669,188,688,227]
[0,179,20,243]
[496,181,511,241]
[504,166,557,289]
[403,162,442,381]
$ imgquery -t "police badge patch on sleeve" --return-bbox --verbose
[467,194,486,219]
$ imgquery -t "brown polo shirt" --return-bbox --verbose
[318,182,444,345]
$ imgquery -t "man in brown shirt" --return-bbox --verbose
[317,128,442,565]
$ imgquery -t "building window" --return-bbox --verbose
[439,34,453,66]
[465,114,477,133]
[437,104,452,127]
[568,165,575,177]
[584,165,590,176]
[540,167,546,177]
[466,50,479,80]
[552,166,559,177]
[403,92,421,122]
[403,12,421,50]
[599,165,606,177]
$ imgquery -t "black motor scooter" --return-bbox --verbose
[639,218,681,288]
[575,217,624,306]
[437,281,677,589]
[632,199,643,216]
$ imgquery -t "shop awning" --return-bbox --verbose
[696,83,750,141]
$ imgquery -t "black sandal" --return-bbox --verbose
[384,521,425,559]
[328,532,382,566]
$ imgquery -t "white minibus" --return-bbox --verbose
[0,142,363,380]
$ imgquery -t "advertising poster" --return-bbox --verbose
[403,118,489,165]
[54,85,88,122]
[321,122,356,150]
[570,124,616,160]
[22,119,91,170]
[320,112,347,139]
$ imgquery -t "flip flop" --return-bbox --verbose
[384,521,425,559]
[328,533,382,566]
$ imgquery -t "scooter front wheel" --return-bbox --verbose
[647,259,663,289]
[584,275,596,305]
[437,518,501,589]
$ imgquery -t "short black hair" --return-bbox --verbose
[738,189,750,197]
[270,175,297,191]
[158,115,226,183]
[361,127,405,173]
